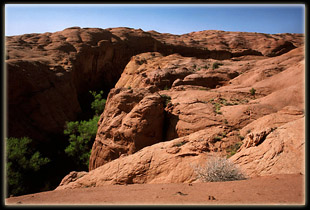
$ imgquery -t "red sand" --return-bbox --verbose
[5,173,305,206]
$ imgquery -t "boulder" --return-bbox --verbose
[230,109,305,176]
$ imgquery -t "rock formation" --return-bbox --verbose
[5,27,304,191]
[6,27,303,142]
[88,44,304,174]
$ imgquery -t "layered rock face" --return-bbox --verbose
[89,88,165,170]
[7,27,163,140]
[87,45,304,174]
[6,27,303,142]
[5,27,304,190]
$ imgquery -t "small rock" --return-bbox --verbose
[208,195,216,200]
[175,191,188,196]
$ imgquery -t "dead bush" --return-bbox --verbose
[194,156,246,182]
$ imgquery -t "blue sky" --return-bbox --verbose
[5,4,305,36]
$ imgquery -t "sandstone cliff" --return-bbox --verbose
[6,27,303,142]
[5,27,304,191]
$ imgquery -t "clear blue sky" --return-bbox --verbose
[5,4,305,36]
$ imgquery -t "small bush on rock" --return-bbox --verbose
[212,62,223,70]
[249,87,256,96]
[194,156,245,182]
[160,94,172,107]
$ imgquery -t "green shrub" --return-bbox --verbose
[214,103,222,114]
[160,94,172,107]
[202,65,209,69]
[194,156,245,182]
[226,142,243,158]
[163,85,170,90]
[6,137,50,196]
[64,115,99,168]
[89,90,106,115]
[64,90,106,169]
[211,136,222,143]
[249,87,256,96]
[135,58,147,65]
[173,141,187,147]
[212,62,223,70]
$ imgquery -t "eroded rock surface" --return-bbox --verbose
[6,27,304,142]
[89,88,165,170]
[5,27,304,190]
[230,116,305,176]
[89,42,304,174]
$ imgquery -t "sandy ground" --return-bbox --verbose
[5,174,305,206]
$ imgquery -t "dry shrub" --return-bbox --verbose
[194,156,246,182]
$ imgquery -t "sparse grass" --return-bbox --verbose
[194,156,246,182]
[214,103,222,115]
[212,135,223,142]
[230,98,249,105]
[209,97,250,114]
[226,142,243,158]
[212,62,223,70]
[160,94,172,107]
[212,132,227,143]
[202,65,209,69]
[173,141,187,147]
[163,85,170,90]
[199,87,210,91]
[238,135,245,140]
[135,58,147,65]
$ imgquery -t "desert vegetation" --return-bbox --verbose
[226,142,243,158]
[212,62,223,70]
[64,91,106,170]
[160,94,172,107]
[249,87,256,97]
[6,137,50,196]
[194,156,246,182]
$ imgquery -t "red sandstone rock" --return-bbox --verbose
[6,27,304,142]
[5,27,305,193]
[88,88,164,170]
[230,116,305,176]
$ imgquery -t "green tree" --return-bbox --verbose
[64,90,106,169]
[89,90,107,115]
[64,115,99,168]
[6,137,50,196]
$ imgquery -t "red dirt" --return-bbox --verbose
[5,173,304,206]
